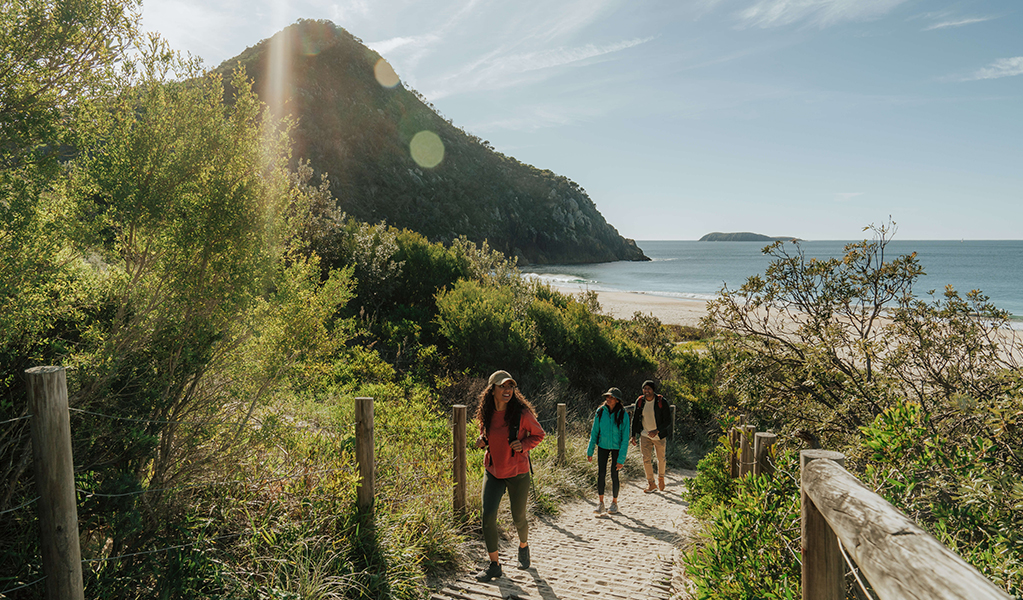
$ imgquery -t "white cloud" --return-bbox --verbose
[963,57,1023,81]
[473,102,609,132]
[834,192,863,202]
[736,0,908,29]
[367,36,422,54]
[923,16,994,31]
[426,37,653,99]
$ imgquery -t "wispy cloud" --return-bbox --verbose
[923,16,994,31]
[834,192,863,202]
[426,37,653,99]
[960,57,1023,81]
[736,0,909,29]
[369,36,429,55]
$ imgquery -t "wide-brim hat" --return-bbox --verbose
[488,370,517,387]
[603,387,623,401]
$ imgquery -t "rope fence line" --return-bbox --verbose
[0,574,46,596]
[0,496,39,516]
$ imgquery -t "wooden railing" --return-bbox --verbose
[727,422,1012,600]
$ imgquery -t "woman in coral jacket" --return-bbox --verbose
[473,370,545,582]
[587,387,630,516]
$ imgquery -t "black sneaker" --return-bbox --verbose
[475,561,502,582]
[517,545,530,570]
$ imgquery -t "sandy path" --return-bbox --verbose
[430,470,698,600]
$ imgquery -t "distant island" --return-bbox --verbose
[699,232,798,242]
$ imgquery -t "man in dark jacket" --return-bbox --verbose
[631,380,673,492]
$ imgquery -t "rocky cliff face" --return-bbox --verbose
[221,20,647,265]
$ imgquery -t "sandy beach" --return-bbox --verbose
[551,283,710,328]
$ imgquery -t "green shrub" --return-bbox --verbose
[683,445,802,600]
[861,400,1023,595]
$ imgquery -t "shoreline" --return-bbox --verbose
[550,283,710,328]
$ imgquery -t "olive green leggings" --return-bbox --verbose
[481,471,530,553]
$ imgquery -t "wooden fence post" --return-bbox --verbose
[355,397,375,512]
[728,427,740,478]
[26,366,84,600]
[452,405,467,519]
[753,432,777,476]
[801,449,846,600]
[557,404,566,464]
[740,424,755,477]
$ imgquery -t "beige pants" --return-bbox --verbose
[640,435,667,481]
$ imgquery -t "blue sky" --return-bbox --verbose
[143,0,1022,241]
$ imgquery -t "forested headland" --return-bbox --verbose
[2,2,1021,599]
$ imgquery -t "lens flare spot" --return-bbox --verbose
[301,34,322,56]
[410,131,444,168]
[374,58,400,88]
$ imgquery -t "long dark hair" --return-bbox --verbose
[600,400,625,427]
[475,384,538,437]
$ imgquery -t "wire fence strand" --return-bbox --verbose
[838,537,876,600]
[82,531,248,564]
[76,465,353,499]
[0,415,31,426]
[0,574,46,596]
[0,496,39,516]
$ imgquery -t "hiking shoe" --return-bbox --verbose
[659,476,666,491]
[608,500,619,514]
[593,500,605,516]
[517,545,530,570]
[643,482,657,493]
[475,561,502,582]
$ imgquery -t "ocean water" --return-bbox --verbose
[522,240,1023,326]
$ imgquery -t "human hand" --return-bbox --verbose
[616,463,624,471]
[587,455,593,462]
[476,436,487,449]
[650,430,658,438]
[510,439,523,452]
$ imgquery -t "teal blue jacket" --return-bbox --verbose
[587,405,630,464]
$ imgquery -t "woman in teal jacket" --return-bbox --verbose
[587,387,630,516]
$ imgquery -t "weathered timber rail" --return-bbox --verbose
[727,421,1012,600]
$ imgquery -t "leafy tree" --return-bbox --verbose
[707,221,1021,442]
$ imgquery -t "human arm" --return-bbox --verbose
[617,412,630,465]
[586,409,600,458]
[514,410,545,453]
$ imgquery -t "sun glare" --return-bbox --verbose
[266,27,292,116]
[410,131,444,168]
[374,58,400,88]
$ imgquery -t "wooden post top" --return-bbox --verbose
[26,365,65,375]
[800,449,845,468]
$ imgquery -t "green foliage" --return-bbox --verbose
[709,220,1021,444]
[435,279,533,375]
[435,279,655,396]
[861,400,1023,595]
[683,446,802,600]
